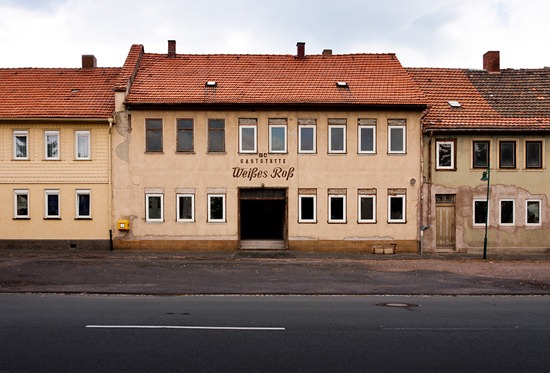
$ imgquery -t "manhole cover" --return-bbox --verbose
[376,302,419,308]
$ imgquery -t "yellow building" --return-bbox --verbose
[0,56,119,250]
[112,41,426,252]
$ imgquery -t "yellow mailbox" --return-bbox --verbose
[117,219,130,231]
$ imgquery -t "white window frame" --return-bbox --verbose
[358,125,376,154]
[45,189,61,219]
[436,140,455,170]
[76,190,92,219]
[13,130,29,159]
[388,194,406,223]
[328,124,346,154]
[499,199,515,226]
[526,199,542,226]
[328,194,346,223]
[45,130,60,160]
[14,189,30,219]
[388,125,406,154]
[208,194,226,223]
[358,195,376,223]
[146,193,164,222]
[177,193,195,223]
[75,130,91,160]
[239,125,257,154]
[269,124,287,153]
[298,195,317,223]
[473,199,489,227]
[298,124,316,153]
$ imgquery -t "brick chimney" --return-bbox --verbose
[296,42,305,59]
[168,40,176,58]
[322,49,333,55]
[483,51,500,73]
[82,55,97,68]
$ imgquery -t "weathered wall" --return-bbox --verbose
[422,134,550,254]
[112,109,423,252]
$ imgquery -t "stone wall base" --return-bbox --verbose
[0,239,111,251]
[113,239,238,252]
[113,238,419,253]
[289,240,418,253]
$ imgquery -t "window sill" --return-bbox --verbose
[13,217,30,220]
[44,217,61,220]
[75,217,92,220]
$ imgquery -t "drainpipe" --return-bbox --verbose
[425,130,434,252]
[418,109,430,254]
[108,117,114,251]
[419,116,425,253]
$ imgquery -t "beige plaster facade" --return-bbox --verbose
[112,109,424,252]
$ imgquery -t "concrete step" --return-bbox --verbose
[240,240,287,250]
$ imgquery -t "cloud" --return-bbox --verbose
[0,0,548,68]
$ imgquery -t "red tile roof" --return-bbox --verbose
[125,52,426,107]
[407,67,550,131]
[0,67,120,119]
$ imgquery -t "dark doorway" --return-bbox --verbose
[239,189,286,241]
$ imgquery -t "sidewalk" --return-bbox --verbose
[0,249,548,296]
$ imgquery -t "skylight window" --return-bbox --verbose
[206,81,217,87]
[336,81,348,88]
[448,101,461,108]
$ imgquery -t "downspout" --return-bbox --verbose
[424,131,434,250]
[418,109,430,254]
[108,117,114,251]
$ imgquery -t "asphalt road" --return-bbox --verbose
[1,294,549,372]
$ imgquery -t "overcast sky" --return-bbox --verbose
[0,0,548,69]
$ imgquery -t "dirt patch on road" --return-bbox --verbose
[367,259,550,284]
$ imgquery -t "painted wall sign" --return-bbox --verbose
[232,166,295,181]
[235,155,294,181]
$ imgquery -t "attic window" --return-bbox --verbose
[71,89,79,93]
[336,81,348,88]
[206,81,217,87]
[448,101,461,108]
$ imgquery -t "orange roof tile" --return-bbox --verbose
[407,67,550,131]
[0,67,120,119]
[125,53,426,107]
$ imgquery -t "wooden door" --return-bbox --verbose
[435,194,456,250]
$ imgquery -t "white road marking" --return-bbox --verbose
[86,325,285,331]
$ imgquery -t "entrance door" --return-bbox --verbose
[435,194,456,251]
[239,188,287,250]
